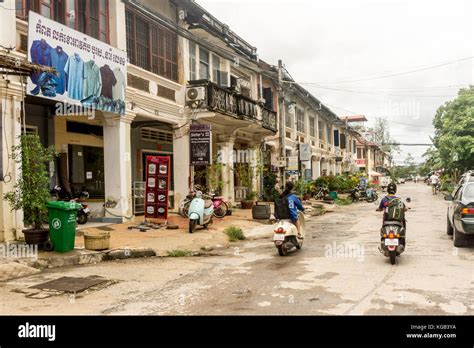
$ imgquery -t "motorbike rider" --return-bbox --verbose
[376,182,407,230]
[277,181,305,236]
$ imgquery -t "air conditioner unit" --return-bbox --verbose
[186,86,206,103]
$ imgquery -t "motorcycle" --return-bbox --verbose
[313,186,329,200]
[73,191,90,225]
[350,186,378,203]
[188,190,214,233]
[378,197,410,265]
[273,212,306,256]
[50,186,90,224]
[180,189,229,219]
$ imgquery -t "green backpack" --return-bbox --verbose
[386,197,405,221]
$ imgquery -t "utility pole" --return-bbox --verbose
[278,60,286,188]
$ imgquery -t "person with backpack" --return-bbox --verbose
[376,182,407,229]
[274,181,305,236]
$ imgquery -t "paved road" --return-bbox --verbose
[1,183,473,315]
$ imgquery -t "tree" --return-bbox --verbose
[432,86,474,173]
[368,117,400,155]
[4,134,56,230]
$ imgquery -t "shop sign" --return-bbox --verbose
[190,124,212,165]
[287,156,299,171]
[27,12,127,115]
[299,143,311,161]
[145,156,170,220]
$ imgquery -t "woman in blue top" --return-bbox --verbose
[281,181,305,235]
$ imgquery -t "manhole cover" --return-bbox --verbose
[30,276,107,293]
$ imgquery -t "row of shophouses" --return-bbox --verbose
[0,0,392,241]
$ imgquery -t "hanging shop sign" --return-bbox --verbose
[27,12,127,115]
[145,156,171,220]
[190,124,212,166]
[299,143,311,161]
[287,156,299,171]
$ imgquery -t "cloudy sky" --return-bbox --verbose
[198,0,473,165]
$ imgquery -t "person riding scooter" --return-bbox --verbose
[275,181,305,236]
[376,182,408,231]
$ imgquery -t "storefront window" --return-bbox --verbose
[68,145,105,199]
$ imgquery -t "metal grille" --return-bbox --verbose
[141,128,173,143]
[135,17,150,70]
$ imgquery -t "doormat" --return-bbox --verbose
[30,276,107,293]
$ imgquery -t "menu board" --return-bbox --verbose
[145,156,170,220]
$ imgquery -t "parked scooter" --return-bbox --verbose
[378,197,411,265]
[273,212,306,256]
[350,186,378,203]
[188,190,214,233]
[73,191,90,225]
[50,186,90,224]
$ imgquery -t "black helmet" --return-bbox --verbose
[387,182,397,194]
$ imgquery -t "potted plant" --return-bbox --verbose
[4,134,56,245]
[236,163,256,209]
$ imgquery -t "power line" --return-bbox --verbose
[301,84,465,98]
[311,56,474,84]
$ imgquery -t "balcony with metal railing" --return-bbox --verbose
[188,80,277,133]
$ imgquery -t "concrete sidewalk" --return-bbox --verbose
[0,200,333,281]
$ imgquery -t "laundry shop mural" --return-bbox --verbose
[27,12,127,115]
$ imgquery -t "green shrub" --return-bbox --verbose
[224,226,246,242]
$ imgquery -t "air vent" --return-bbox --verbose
[141,127,173,143]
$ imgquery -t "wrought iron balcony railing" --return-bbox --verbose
[188,80,277,132]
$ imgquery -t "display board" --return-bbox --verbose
[144,156,170,220]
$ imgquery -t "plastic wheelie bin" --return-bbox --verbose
[46,201,82,253]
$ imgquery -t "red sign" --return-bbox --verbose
[356,159,366,165]
[145,156,170,220]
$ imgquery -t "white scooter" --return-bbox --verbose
[188,190,214,233]
[273,212,306,256]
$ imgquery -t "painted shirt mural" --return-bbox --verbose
[50,46,68,95]
[27,12,127,115]
[64,53,85,101]
[83,60,102,99]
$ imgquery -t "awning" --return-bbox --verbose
[369,171,382,177]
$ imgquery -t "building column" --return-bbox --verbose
[0,93,24,241]
[173,124,190,209]
[312,156,321,179]
[217,136,235,204]
[103,112,135,222]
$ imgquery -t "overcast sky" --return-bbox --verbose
[198,0,474,165]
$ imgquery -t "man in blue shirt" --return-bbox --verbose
[279,181,305,235]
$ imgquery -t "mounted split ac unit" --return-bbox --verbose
[186,86,206,103]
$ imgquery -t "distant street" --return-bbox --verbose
[1,183,472,315]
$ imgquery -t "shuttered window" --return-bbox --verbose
[126,8,178,82]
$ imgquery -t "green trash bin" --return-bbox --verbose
[47,201,82,253]
[329,191,338,200]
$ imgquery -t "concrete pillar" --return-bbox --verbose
[0,94,25,241]
[217,136,235,204]
[312,157,321,179]
[173,124,190,209]
[103,112,135,222]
